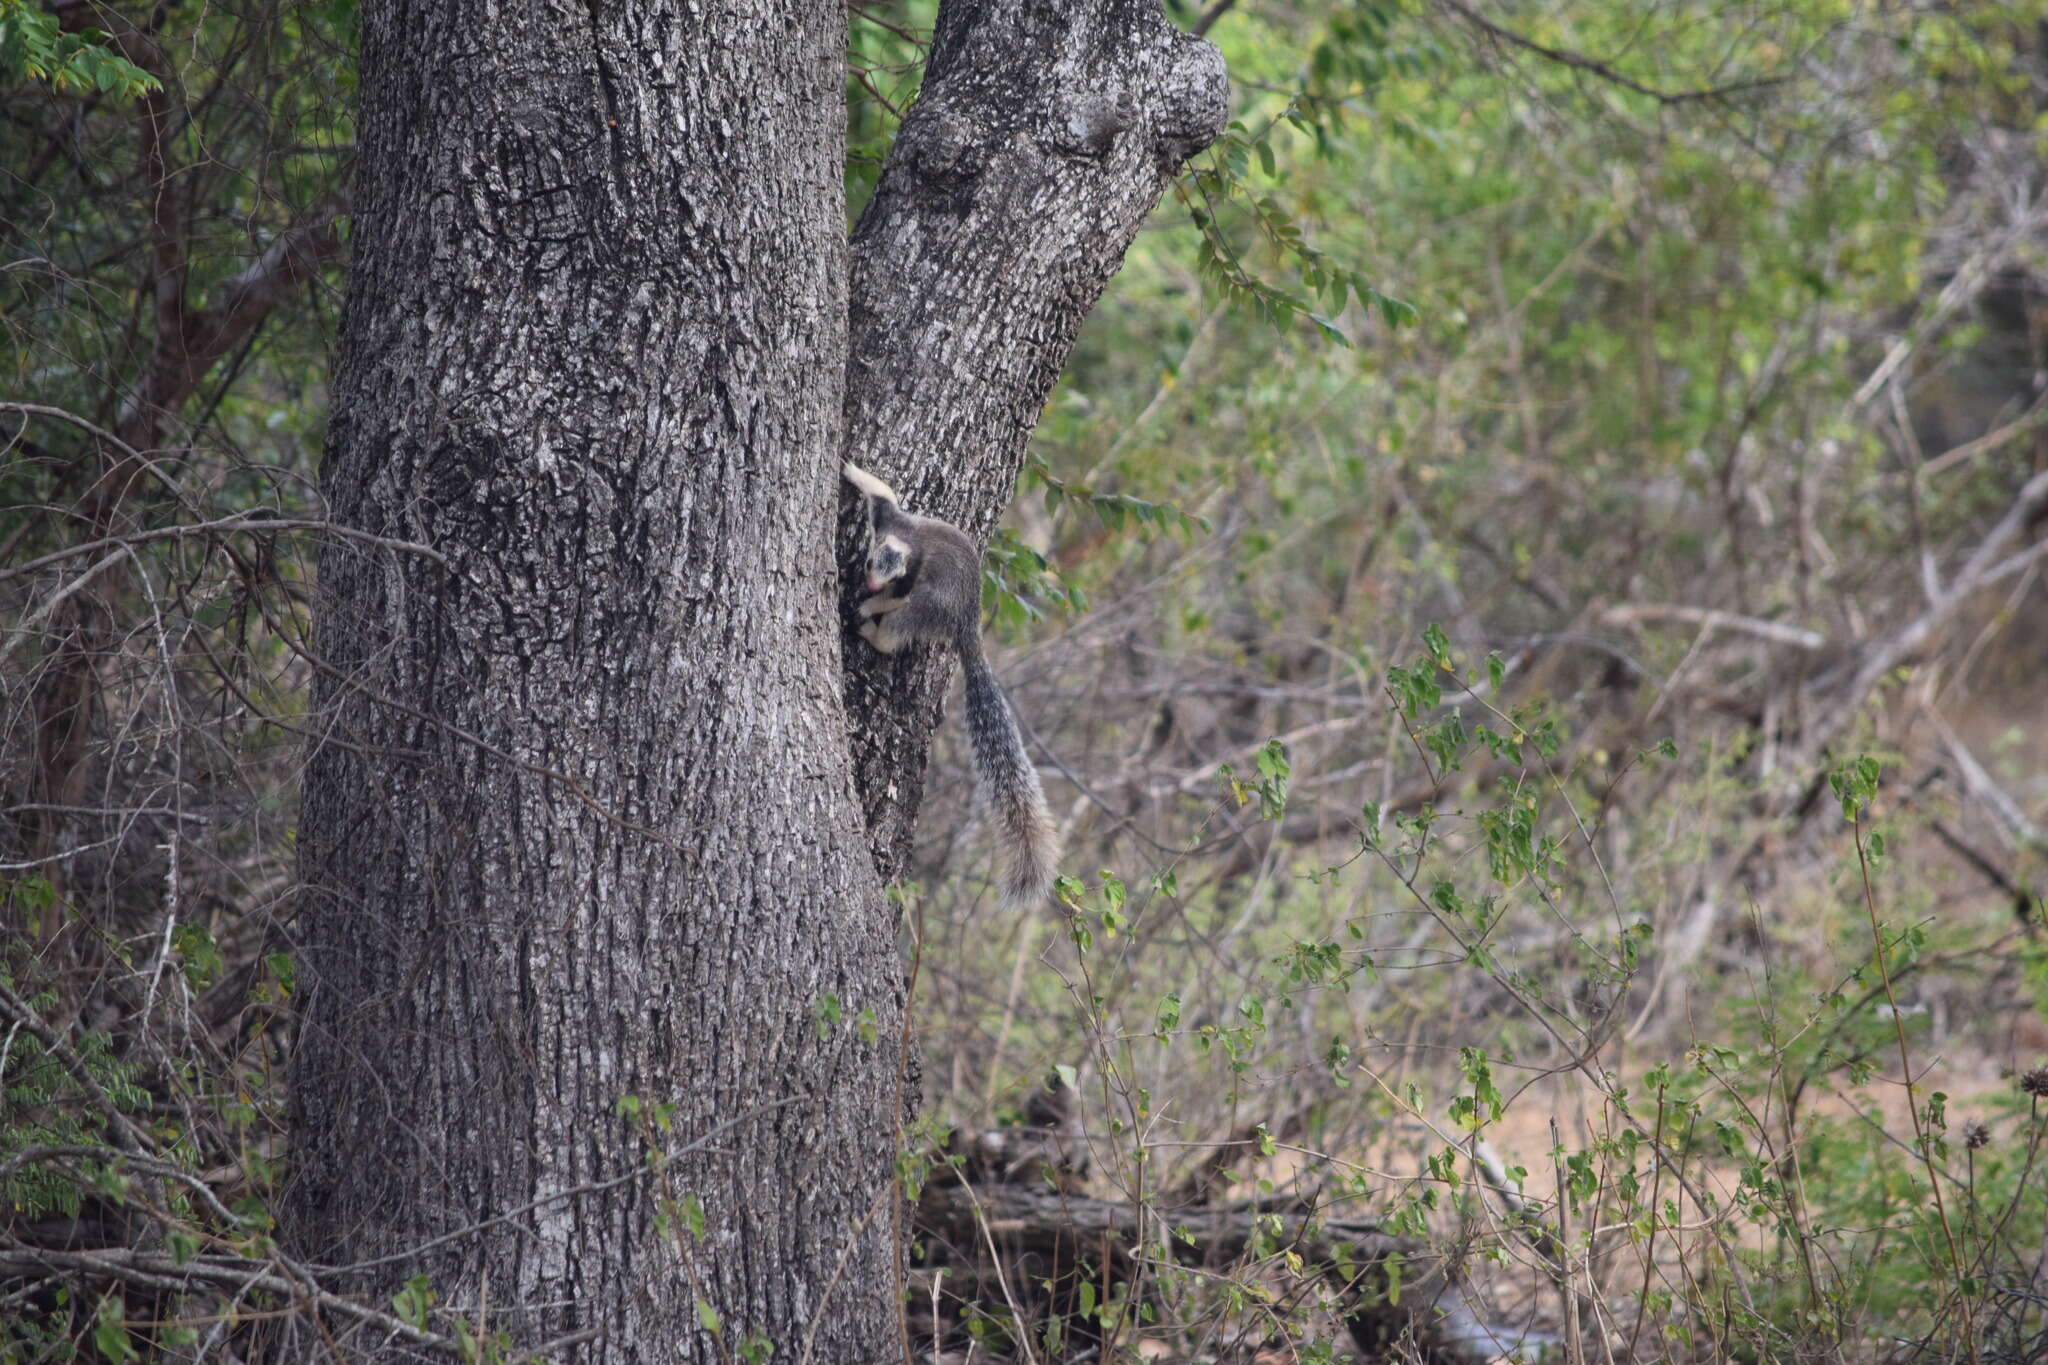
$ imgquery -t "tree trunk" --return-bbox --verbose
[287,0,901,1359]
[840,0,1229,885]
[288,0,1226,1356]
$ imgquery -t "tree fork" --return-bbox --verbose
[288,0,1224,1356]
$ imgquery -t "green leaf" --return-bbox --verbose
[390,1274,435,1331]
[1421,623,1451,670]
[681,1192,707,1241]
[94,1292,138,1362]
[1307,312,1351,346]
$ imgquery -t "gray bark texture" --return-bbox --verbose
[287,0,1225,1358]
[840,0,1229,888]
[288,0,894,1357]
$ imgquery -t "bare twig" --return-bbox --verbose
[1599,602,1824,651]
[1438,0,1787,106]
[0,513,448,585]
[846,0,927,46]
[1920,388,2048,480]
[1924,708,2044,850]
[0,1247,465,1355]
[0,552,127,669]
[1192,0,1237,37]
[1551,1117,1584,1365]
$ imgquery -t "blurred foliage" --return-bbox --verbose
[936,0,2048,1356]
[0,0,157,98]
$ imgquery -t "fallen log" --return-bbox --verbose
[915,1179,1528,1363]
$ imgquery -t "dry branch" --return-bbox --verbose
[1598,603,1824,651]
[917,1181,1514,1364]
[1797,469,2048,768]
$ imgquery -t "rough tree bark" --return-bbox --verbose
[287,0,898,1357]
[841,0,1228,884]
[289,0,1224,1359]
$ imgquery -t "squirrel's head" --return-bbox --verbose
[864,534,911,596]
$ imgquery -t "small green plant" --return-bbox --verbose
[1,914,152,1220]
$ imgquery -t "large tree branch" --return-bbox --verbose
[54,0,349,459]
[113,199,349,455]
[840,0,1228,891]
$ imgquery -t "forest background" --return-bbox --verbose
[5,0,2048,1359]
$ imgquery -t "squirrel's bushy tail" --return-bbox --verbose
[959,641,1059,911]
